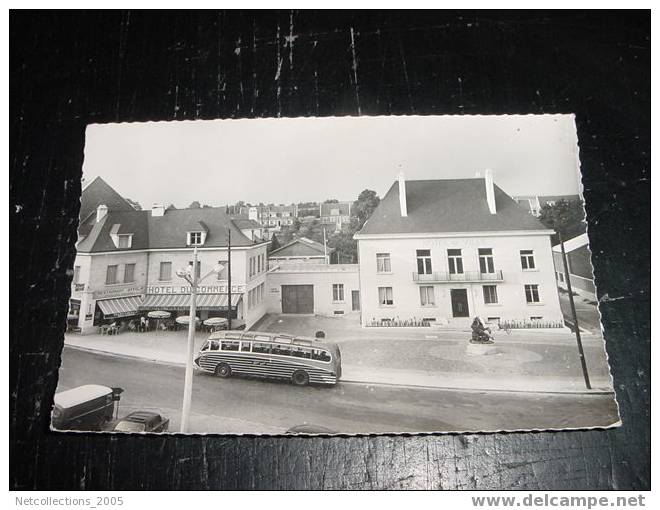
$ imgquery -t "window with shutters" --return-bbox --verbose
[159,261,172,281]
[124,263,136,283]
[106,265,118,285]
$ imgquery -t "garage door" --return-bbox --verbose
[281,285,314,314]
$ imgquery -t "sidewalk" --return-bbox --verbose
[63,326,614,394]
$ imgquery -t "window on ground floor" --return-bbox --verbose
[332,283,345,302]
[419,286,435,306]
[483,285,498,304]
[378,286,394,306]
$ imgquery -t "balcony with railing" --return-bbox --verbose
[412,270,504,283]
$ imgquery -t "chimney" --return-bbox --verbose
[484,168,497,214]
[96,204,108,223]
[151,203,165,217]
[398,171,408,217]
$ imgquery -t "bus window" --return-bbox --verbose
[252,342,271,354]
[222,340,239,351]
[291,346,311,359]
[240,341,251,352]
[200,341,210,351]
[210,340,219,351]
[273,344,291,357]
[312,349,331,362]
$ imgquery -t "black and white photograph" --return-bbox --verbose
[52,114,619,435]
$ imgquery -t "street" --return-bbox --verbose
[56,348,620,434]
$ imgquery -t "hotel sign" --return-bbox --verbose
[146,284,245,294]
[93,285,145,300]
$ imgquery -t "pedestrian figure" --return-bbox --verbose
[471,316,494,344]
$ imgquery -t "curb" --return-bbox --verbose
[339,378,614,396]
[63,344,186,368]
[64,344,614,397]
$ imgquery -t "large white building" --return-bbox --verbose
[354,172,564,327]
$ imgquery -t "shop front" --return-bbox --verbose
[139,284,246,328]
[92,285,145,328]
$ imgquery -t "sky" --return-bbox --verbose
[83,115,583,209]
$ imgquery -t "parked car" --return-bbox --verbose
[52,384,123,431]
[113,411,170,433]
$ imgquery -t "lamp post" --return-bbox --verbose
[176,247,224,433]
[558,231,591,390]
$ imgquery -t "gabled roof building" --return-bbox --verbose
[69,180,269,334]
[268,237,334,266]
[354,172,564,328]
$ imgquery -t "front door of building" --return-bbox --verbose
[351,290,360,311]
[450,289,470,318]
[281,285,314,314]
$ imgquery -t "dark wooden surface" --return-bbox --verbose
[10,11,650,490]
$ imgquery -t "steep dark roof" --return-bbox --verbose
[77,207,261,253]
[269,237,333,257]
[79,177,135,221]
[356,179,551,236]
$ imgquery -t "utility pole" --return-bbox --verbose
[322,226,328,264]
[559,231,591,389]
[227,228,232,330]
[180,246,198,433]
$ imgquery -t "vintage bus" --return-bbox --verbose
[194,331,342,386]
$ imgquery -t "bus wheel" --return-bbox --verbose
[291,370,309,386]
[215,363,232,378]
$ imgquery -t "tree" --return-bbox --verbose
[268,234,281,253]
[188,201,201,209]
[125,198,142,210]
[328,229,358,263]
[538,199,586,243]
[353,189,380,229]
[324,198,339,203]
